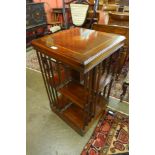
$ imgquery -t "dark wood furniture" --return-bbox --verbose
[92,24,129,73]
[31,27,125,136]
[26,2,47,47]
[26,2,61,47]
[109,11,129,20]
[108,11,129,27]
[99,11,129,27]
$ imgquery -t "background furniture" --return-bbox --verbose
[119,0,129,7]
[53,8,64,21]
[26,2,47,47]
[70,2,89,26]
[62,0,100,29]
[92,23,129,77]
[103,4,119,11]
[51,7,70,25]
[102,0,129,13]
[26,2,61,47]
[108,11,129,27]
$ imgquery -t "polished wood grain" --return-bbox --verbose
[58,81,89,109]
[32,28,125,136]
[32,27,125,72]
[92,24,128,46]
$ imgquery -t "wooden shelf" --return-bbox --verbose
[62,104,84,129]
[58,81,88,109]
[58,80,107,112]
[53,94,70,109]
[52,94,107,135]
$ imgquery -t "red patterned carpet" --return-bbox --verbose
[81,109,129,155]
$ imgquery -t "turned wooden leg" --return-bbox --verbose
[120,82,129,102]
[116,48,128,80]
[107,79,113,99]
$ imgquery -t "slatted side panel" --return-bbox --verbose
[36,50,71,110]
[83,49,122,126]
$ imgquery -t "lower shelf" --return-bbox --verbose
[62,104,84,130]
[52,94,107,136]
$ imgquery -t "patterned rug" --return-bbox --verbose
[81,109,129,155]
[26,48,129,102]
[26,47,40,72]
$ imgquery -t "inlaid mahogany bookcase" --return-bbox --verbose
[31,27,125,136]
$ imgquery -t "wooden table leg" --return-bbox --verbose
[120,82,129,102]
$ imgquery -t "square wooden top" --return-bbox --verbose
[32,27,125,72]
